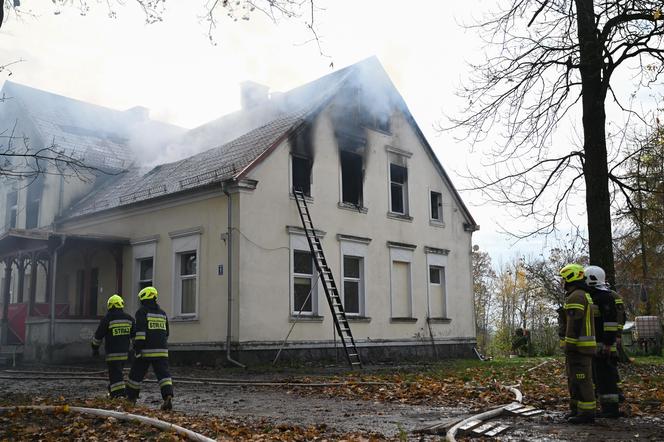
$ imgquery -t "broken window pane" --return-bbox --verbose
[391,183,403,213]
[138,258,153,289]
[292,156,311,195]
[180,252,197,276]
[340,150,363,205]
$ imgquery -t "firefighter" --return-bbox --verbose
[585,265,621,418]
[126,286,174,410]
[91,294,135,398]
[559,263,596,424]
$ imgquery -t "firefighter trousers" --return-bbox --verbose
[107,361,126,398]
[593,355,620,411]
[566,353,595,416]
[126,357,174,400]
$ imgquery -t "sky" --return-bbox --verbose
[0,0,631,264]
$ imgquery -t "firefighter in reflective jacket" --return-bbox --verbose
[585,265,621,418]
[91,294,135,398]
[559,263,597,424]
[126,286,174,410]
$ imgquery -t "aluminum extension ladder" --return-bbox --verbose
[293,190,362,369]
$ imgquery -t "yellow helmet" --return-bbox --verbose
[138,286,158,301]
[107,294,125,310]
[559,263,585,283]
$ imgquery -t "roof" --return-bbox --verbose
[60,57,477,229]
[0,81,184,171]
[63,63,357,219]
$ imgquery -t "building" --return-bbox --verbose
[0,58,479,365]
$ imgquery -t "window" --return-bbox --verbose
[293,250,315,314]
[390,163,408,214]
[430,191,442,222]
[340,151,363,206]
[292,155,312,196]
[428,265,447,318]
[25,176,44,229]
[138,258,153,290]
[343,256,363,315]
[6,190,17,229]
[170,229,201,319]
[177,252,197,315]
[391,261,411,317]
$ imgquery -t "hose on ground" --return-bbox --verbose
[0,405,215,442]
[445,384,523,442]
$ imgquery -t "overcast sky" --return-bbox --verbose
[0,0,619,264]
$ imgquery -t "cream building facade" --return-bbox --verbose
[0,58,478,365]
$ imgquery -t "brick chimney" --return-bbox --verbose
[240,81,269,110]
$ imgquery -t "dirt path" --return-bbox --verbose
[2,364,664,441]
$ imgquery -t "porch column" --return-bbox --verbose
[112,246,123,297]
[1,259,13,345]
[28,254,38,316]
[16,256,26,304]
[82,249,93,317]
[44,256,52,305]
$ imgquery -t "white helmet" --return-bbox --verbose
[584,265,606,288]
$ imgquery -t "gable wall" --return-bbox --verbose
[237,101,475,346]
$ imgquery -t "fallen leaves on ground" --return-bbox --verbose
[0,395,386,441]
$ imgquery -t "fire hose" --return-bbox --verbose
[0,405,215,442]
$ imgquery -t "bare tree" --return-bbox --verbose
[472,247,496,350]
[450,1,664,286]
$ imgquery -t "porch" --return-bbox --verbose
[0,229,128,361]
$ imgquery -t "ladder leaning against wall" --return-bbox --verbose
[293,190,362,369]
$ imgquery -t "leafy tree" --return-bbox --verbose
[451,0,664,286]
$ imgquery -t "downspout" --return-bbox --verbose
[49,235,66,360]
[223,185,245,368]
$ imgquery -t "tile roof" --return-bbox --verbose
[1,81,184,171]
[63,61,361,220]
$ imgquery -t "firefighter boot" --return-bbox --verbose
[161,395,173,411]
[568,414,595,424]
[598,403,622,419]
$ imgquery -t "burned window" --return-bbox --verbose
[363,112,391,133]
[430,191,442,221]
[340,151,363,205]
[292,156,312,196]
[25,176,44,229]
[390,163,408,214]
[5,190,17,229]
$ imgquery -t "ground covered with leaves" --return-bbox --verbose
[1,357,663,441]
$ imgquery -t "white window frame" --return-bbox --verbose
[429,190,443,223]
[388,243,415,318]
[289,232,319,316]
[170,230,201,319]
[339,235,370,317]
[426,251,449,319]
[131,237,158,315]
[386,147,412,217]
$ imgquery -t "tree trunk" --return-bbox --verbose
[576,0,615,286]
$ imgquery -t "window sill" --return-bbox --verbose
[429,220,445,228]
[427,317,452,324]
[289,315,324,323]
[171,316,199,323]
[390,317,418,323]
[387,212,413,222]
[338,202,368,214]
[289,193,313,203]
[346,316,371,323]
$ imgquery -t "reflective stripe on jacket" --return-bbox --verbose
[564,288,596,355]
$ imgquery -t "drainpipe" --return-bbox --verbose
[49,235,66,360]
[223,185,245,368]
